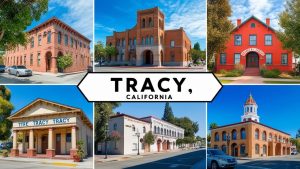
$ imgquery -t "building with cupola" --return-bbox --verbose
[210,94,291,158]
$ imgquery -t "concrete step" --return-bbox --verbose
[244,68,260,76]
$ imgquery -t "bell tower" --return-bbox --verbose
[241,93,260,122]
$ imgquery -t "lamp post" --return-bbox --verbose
[104,122,109,159]
[226,134,231,156]
[136,130,140,155]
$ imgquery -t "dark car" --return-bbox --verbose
[0,65,5,73]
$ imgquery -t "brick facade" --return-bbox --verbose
[106,7,191,67]
[4,17,91,73]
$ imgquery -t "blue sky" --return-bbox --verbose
[230,0,286,30]
[6,85,93,123]
[95,0,206,49]
[114,102,206,137]
[208,85,300,138]
[25,0,93,46]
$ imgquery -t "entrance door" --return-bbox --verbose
[144,50,153,65]
[55,134,61,155]
[246,52,259,67]
[46,56,51,72]
[41,135,48,154]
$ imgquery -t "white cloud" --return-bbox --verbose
[49,0,93,40]
[95,23,115,32]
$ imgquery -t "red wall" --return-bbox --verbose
[216,17,293,72]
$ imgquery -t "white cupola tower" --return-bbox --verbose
[241,93,260,122]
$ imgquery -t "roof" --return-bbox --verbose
[245,93,257,105]
[27,17,91,42]
[232,15,276,33]
[211,120,290,136]
[140,116,185,130]
[110,113,150,124]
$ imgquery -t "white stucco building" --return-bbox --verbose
[100,113,184,155]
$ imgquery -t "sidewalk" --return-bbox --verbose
[33,71,86,77]
[0,156,93,168]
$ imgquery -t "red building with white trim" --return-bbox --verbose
[216,16,293,74]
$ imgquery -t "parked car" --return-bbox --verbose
[0,65,5,73]
[291,150,298,155]
[207,149,237,169]
[8,65,32,77]
[5,66,12,73]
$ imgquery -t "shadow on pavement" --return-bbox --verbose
[0,74,40,84]
[238,160,300,169]
[124,149,206,169]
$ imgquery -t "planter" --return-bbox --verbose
[73,155,83,162]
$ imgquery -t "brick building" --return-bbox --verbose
[4,17,91,73]
[106,7,191,67]
[216,16,293,75]
[210,94,292,158]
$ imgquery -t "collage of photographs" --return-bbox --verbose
[0,0,300,169]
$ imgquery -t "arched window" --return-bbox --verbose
[232,129,237,140]
[150,36,154,45]
[142,37,145,45]
[269,133,272,141]
[157,127,160,134]
[113,123,117,130]
[263,145,267,154]
[161,128,163,134]
[149,18,153,27]
[240,144,246,155]
[142,18,146,28]
[255,144,259,154]
[132,125,135,132]
[47,31,51,43]
[262,131,267,141]
[222,131,227,141]
[221,145,226,153]
[58,32,62,44]
[214,132,220,141]
[255,129,259,140]
[240,128,246,140]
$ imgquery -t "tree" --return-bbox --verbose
[207,0,234,70]
[175,117,199,138]
[0,85,14,141]
[209,123,218,130]
[0,0,48,50]
[296,129,300,138]
[56,54,73,72]
[94,102,120,153]
[94,41,106,62]
[162,102,175,123]
[105,45,117,61]
[143,131,155,151]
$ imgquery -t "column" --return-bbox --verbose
[27,129,36,157]
[46,128,55,157]
[70,126,77,158]
[11,130,19,157]
[61,131,66,154]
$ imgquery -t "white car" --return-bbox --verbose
[291,150,298,155]
[8,65,32,77]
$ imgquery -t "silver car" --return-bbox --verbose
[207,149,237,169]
[8,65,32,77]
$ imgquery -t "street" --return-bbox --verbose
[95,149,206,169]
[95,66,206,72]
[0,160,68,169]
[0,72,87,84]
[236,155,300,169]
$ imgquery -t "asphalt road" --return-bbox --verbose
[0,72,86,84]
[94,66,206,72]
[96,149,206,169]
[0,160,70,169]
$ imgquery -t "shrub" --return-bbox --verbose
[224,69,243,77]
[261,69,281,78]
[2,150,8,157]
[57,54,73,72]
[75,140,85,162]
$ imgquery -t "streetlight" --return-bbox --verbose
[104,122,109,159]
[136,129,140,155]
[226,134,231,155]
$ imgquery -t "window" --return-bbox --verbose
[251,23,256,28]
[232,130,237,140]
[38,35,42,46]
[241,128,246,139]
[220,53,226,64]
[149,18,153,27]
[222,131,227,141]
[113,123,117,130]
[170,40,175,47]
[269,133,272,141]
[146,36,149,45]
[255,129,259,140]
[64,34,68,46]
[134,38,136,45]
[58,32,62,44]
[31,37,34,48]
[265,35,272,45]
[281,54,288,65]
[30,54,33,66]
[214,132,219,141]
[142,18,145,28]
[37,53,41,66]
[255,144,259,154]
[234,35,242,46]
[234,53,240,64]
[132,143,137,151]
[47,31,51,43]
[262,131,267,141]
[171,52,175,62]
[266,53,272,65]
[66,133,71,142]
[249,35,257,45]
[263,145,267,155]
[142,38,145,45]
[71,37,74,47]
[240,144,246,155]
[150,36,154,45]
[132,125,135,132]
[221,145,227,153]
[143,126,146,133]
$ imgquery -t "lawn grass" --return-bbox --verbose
[220,80,234,84]
[264,81,300,84]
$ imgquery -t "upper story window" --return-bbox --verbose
[37,53,41,66]
[146,36,149,45]
[234,35,242,46]
[281,53,288,65]
[222,131,227,141]
[249,35,257,46]
[47,31,51,43]
[113,123,117,130]
[265,35,272,45]
[38,35,42,46]
[142,18,146,28]
[133,38,136,45]
[150,36,154,45]
[122,39,125,47]
[240,128,246,139]
[143,127,146,133]
[149,18,153,27]
[30,37,34,48]
[220,53,226,64]
[132,125,135,132]
[64,34,68,46]
[170,40,175,48]
[251,23,256,28]
[142,37,145,45]
[71,37,74,47]
[58,32,62,44]
[255,129,259,140]
[214,132,219,141]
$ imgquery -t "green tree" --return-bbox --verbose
[207,0,234,70]
[207,133,211,147]
[143,131,155,151]
[162,102,175,123]
[56,54,73,72]
[105,45,117,61]
[296,129,300,138]
[209,123,218,130]
[175,117,199,138]
[0,0,48,50]
[194,42,201,51]
[94,102,120,154]
[94,41,106,62]
[0,86,14,141]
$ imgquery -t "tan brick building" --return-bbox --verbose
[210,94,292,158]
[4,17,91,73]
[106,7,191,67]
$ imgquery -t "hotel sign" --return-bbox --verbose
[16,118,73,127]
[241,48,265,56]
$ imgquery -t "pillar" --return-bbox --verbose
[61,131,66,154]
[70,126,77,158]
[11,130,19,157]
[51,57,58,73]
[27,129,36,157]
[46,128,55,157]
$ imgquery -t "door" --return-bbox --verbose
[41,135,48,154]
[46,56,51,71]
[55,134,61,155]
[246,52,259,67]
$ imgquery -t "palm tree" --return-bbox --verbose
[209,123,218,130]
